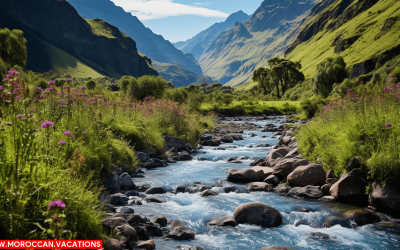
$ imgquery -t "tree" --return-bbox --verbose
[0,28,27,68]
[211,82,222,91]
[0,57,6,80]
[119,76,132,94]
[313,56,348,98]
[252,67,272,95]
[129,75,166,100]
[166,81,175,89]
[86,79,96,90]
[187,84,197,92]
[199,82,208,93]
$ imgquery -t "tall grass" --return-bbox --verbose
[297,70,400,184]
[0,71,214,239]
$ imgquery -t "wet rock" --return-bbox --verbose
[221,135,234,143]
[164,135,186,150]
[207,140,221,146]
[247,182,273,192]
[107,193,129,205]
[212,147,226,150]
[115,224,137,240]
[326,178,335,184]
[252,166,274,179]
[326,169,333,179]
[232,202,282,227]
[292,159,310,169]
[128,199,142,205]
[294,220,309,227]
[374,221,400,234]
[329,168,368,204]
[287,186,323,199]
[125,190,140,197]
[274,184,291,194]
[250,159,265,166]
[136,239,155,249]
[296,208,314,212]
[101,217,127,229]
[163,226,196,240]
[227,169,264,183]
[256,143,271,147]
[223,186,238,193]
[287,164,326,187]
[105,239,124,250]
[185,182,209,193]
[135,183,151,192]
[145,197,167,203]
[266,148,289,162]
[200,134,213,141]
[258,246,295,250]
[320,196,336,202]
[116,207,135,214]
[310,232,330,240]
[154,216,168,227]
[321,184,332,195]
[179,153,193,161]
[264,175,280,186]
[249,132,257,137]
[104,173,120,194]
[136,152,149,163]
[278,136,292,146]
[285,148,298,158]
[272,158,298,178]
[143,159,164,169]
[323,207,379,228]
[176,245,205,250]
[369,182,400,218]
[208,216,237,227]
[145,186,166,194]
[175,184,188,193]
[211,181,223,188]
[200,189,218,197]
[125,214,150,226]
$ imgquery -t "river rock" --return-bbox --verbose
[200,189,218,197]
[135,183,151,192]
[287,186,323,199]
[223,186,238,193]
[285,148,298,158]
[329,168,368,204]
[264,175,280,186]
[104,173,120,194]
[294,220,309,227]
[125,214,150,226]
[279,136,292,146]
[175,184,188,193]
[258,246,295,250]
[232,202,282,227]
[250,159,265,166]
[164,135,186,150]
[256,143,271,147]
[292,159,310,169]
[221,135,234,143]
[252,166,274,179]
[163,226,196,240]
[208,217,237,227]
[105,239,124,250]
[310,232,330,240]
[145,186,166,194]
[369,182,400,218]
[101,217,127,229]
[125,190,140,197]
[116,207,135,214]
[323,207,379,228]
[227,169,264,183]
[272,158,298,178]
[154,216,168,227]
[136,152,149,163]
[115,224,137,240]
[200,134,212,141]
[179,154,193,161]
[321,184,332,195]
[320,196,336,202]
[247,182,273,192]
[176,245,205,250]
[266,148,289,161]
[107,193,129,205]
[287,164,326,187]
[136,239,155,249]
[145,197,167,203]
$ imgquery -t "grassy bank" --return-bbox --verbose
[0,71,214,239]
[296,73,400,184]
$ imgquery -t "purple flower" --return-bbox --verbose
[385,123,393,127]
[41,121,54,129]
[2,78,8,82]
[48,81,55,85]
[131,107,135,109]
[16,114,23,119]
[30,108,36,112]
[347,89,352,93]
[63,86,70,90]
[64,131,73,137]
[33,98,39,102]
[389,78,394,82]
[35,87,43,92]
[65,79,73,83]
[7,70,19,78]
[40,94,45,98]
[389,74,395,77]
[82,131,87,135]
[0,86,3,90]
[6,122,12,126]
[360,81,364,84]
[58,140,67,145]
[48,200,66,210]
[57,92,62,95]
[325,116,328,119]
[388,67,392,70]
[60,99,67,104]
[80,86,86,90]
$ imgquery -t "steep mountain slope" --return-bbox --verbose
[152,62,214,87]
[173,11,250,60]
[286,0,400,79]
[0,0,157,78]
[199,0,319,86]
[67,0,203,75]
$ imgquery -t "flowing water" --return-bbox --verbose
[131,117,400,250]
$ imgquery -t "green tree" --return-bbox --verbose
[129,75,166,100]
[211,82,222,91]
[252,67,272,95]
[119,76,132,94]
[86,79,96,90]
[0,57,7,80]
[199,82,208,93]
[313,56,348,98]
[0,28,27,68]
[187,84,197,92]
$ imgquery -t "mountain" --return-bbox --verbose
[0,0,157,78]
[173,11,250,60]
[198,0,319,86]
[286,0,400,79]
[152,62,215,87]
[67,0,203,75]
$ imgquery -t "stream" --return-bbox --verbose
[130,117,400,250]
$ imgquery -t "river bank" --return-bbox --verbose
[101,115,400,250]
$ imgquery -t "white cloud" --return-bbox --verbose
[111,0,228,20]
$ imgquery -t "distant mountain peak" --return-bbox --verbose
[225,10,250,26]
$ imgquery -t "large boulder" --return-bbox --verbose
[252,166,274,179]
[119,173,136,190]
[264,175,280,186]
[115,224,137,240]
[105,239,124,250]
[232,202,282,227]
[258,247,296,250]
[143,158,164,169]
[369,182,400,218]
[247,182,273,192]
[287,164,326,187]
[145,186,166,194]
[272,159,298,178]
[164,136,186,150]
[330,168,368,204]
[323,207,379,228]
[101,217,127,229]
[136,239,155,249]
[227,169,264,183]
[266,148,289,162]
[200,134,212,141]
[221,135,234,143]
[287,185,323,199]
[104,173,120,194]
[136,152,149,163]
[107,193,129,205]
[163,226,196,240]
[278,136,292,146]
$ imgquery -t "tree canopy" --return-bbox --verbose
[0,28,27,68]
[313,56,348,98]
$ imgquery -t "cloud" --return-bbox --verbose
[111,0,228,20]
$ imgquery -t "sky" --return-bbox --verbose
[110,0,264,43]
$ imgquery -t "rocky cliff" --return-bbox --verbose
[0,0,157,78]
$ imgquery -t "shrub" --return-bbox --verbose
[313,56,348,97]
[86,79,96,90]
[0,28,27,68]
[129,75,166,100]
[164,87,188,104]
[300,96,328,118]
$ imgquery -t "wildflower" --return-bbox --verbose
[347,89,352,93]
[131,107,135,109]
[35,87,43,92]
[57,92,62,95]
[30,108,35,112]
[82,131,87,135]
[13,88,20,94]
[64,131,73,137]
[58,105,63,108]
[389,74,395,77]
[0,86,3,90]
[6,122,12,126]
[388,67,392,70]
[65,79,73,83]
[71,88,76,91]
[385,123,393,127]
[16,114,23,119]
[80,86,86,90]
[33,98,39,102]
[41,121,54,129]
[2,78,8,82]
[48,200,66,210]
[40,94,45,98]
[48,81,55,85]
[325,116,328,119]
[60,99,67,104]
[7,70,19,78]
[389,78,394,82]
[63,86,70,90]
[58,140,67,145]
[360,81,364,84]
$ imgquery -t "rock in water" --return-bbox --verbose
[258,246,296,250]
[247,182,273,192]
[227,169,264,183]
[233,202,282,227]
[145,186,166,194]
[369,182,400,218]
[287,164,326,187]
[272,159,298,178]
[330,168,368,204]
[200,189,218,197]
[107,193,129,205]
[163,136,186,150]
[163,226,196,240]
[136,239,155,249]
[119,173,136,190]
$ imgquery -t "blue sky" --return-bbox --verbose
[110,0,264,42]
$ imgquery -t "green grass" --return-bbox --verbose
[86,19,117,39]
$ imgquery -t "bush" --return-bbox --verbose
[0,28,27,68]
[129,75,166,100]
[313,56,348,97]
[164,87,188,104]
[0,57,7,80]
[86,79,96,90]
[187,92,204,111]
[300,96,329,118]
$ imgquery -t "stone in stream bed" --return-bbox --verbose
[145,186,166,194]
[310,232,330,240]
[232,202,282,227]
[200,189,218,197]
[162,226,196,240]
[322,206,379,228]
[136,239,155,249]
[207,217,238,227]
[145,197,167,203]
[115,207,135,214]
[101,217,127,229]
[154,216,168,227]
[258,246,296,250]
[272,158,298,178]
[227,169,264,183]
[264,175,280,186]
[119,172,136,190]
[287,186,323,199]
[329,168,368,204]
[247,182,274,192]
[369,182,400,218]
[287,164,326,187]
[106,193,129,205]
[252,166,274,179]
[176,245,205,250]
